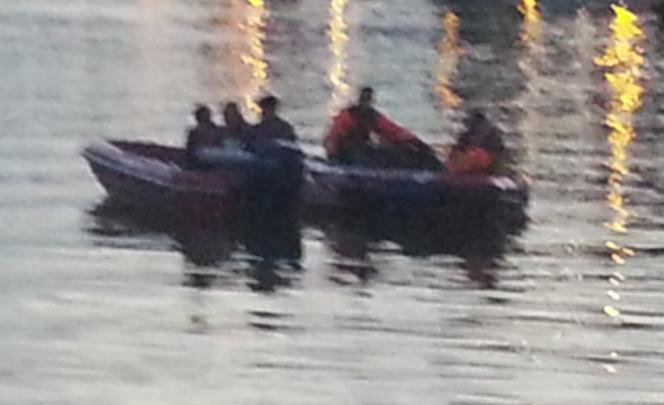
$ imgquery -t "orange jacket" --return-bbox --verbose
[324,108,420,158]
[447,146,494,174]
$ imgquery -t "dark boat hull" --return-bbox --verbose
[303,159,529,210]
[83,141,529,229]
[83,142,245,225]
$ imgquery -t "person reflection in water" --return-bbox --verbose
[326,227,377,286]
[185,104,220,168]
[177,219,302,292]
[217,102,250,149]
[178,229,233,289]
[461,254,498,289]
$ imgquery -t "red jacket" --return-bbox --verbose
[324,108,420,158]
[447,146,494,174]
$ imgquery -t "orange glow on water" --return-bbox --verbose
[595,4,644,236]
[518,0,541,45]
[240,0,268,117]
[596,5,645,338]
[435,11,462,108]
[516,0,542,173]
[328,0,351,112]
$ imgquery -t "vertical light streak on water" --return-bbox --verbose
[516,0,542,173]
[136,0,171,131]
[518,0,541,45]
[595,3,645,373]
[240,0,268,118]
[327,0,351,114]
[434,10,462,110]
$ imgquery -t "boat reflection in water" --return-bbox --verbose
[88,190,526,291]
[87,199,302,293]
[307,198,527,289]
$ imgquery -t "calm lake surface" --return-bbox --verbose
[2,1,664,404]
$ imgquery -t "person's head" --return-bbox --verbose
[357,86,375,111]
[464,109,490,132]
[222,102,245,128]
[258,95,279,120]
[457,109,490,147]
[193,104,212,124]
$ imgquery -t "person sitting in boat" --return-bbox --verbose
[185,104,221,168]
[249,95,297,143]
[324,87,442,170]
[447,109,507,175]
[217,101,251,150]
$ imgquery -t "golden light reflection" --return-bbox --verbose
[519,0,542,46]
[609,277,621,287]
[595,3,643,244]
[604,305,621,318]
[327,0,351,113]
[240,0,268,118]
[603,364,618,374]
[606,290,621,300]
[516,0,542,173]
[435,11,463,109]
[595,5,645,340]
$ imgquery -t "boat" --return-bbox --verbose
[82,141,249,225]
[83,140,529,227]
[304,157,528,208]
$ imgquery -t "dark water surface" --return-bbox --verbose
[2,1,664,404]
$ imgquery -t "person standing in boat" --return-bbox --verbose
[324,86,441,170]
[217,101,251,150]
[246,94,304,222]
[246,94,302,184]
[185,104,221,168]
[447,109,508,175]
[249,95,297,143]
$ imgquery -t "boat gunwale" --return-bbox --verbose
[82,142,231,196]
[83,140,529,200]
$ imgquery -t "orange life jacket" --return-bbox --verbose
[324,107,420,158]
[447,146,494,174]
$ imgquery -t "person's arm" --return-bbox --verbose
[374,112,421,145]
[185,129,197,152]
[323,110,353,158]
[185,128,199,165]
[282,121,297,142]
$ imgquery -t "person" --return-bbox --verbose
[447,109,507,175]
[324,87,442,170]
[185,104,221,168]
[217,102,250,149]
[246,95,304,218]
[249,95,297,143]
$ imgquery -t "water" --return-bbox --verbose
[2,0,664,403]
